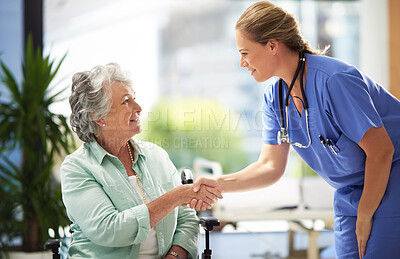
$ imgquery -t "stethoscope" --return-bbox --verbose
[277,51,311,148]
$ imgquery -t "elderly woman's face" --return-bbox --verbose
[103,82,142,139]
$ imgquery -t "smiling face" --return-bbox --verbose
[235,30,277,82]
[100,81,142,142]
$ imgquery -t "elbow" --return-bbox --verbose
[269,172,284,186]
[270,162,287,183]
[382,141,395,161]
[86,227,140,248]
[387,145,395,163]
[84,213,148,247]
[262,164,285,187]
[367,142,394,164]
[85,227,129,247]
[389,142,395,156]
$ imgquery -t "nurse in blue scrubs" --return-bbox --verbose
[192,1,400,258]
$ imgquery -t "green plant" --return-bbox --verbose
[139,98,249,173]
[0,35,75,253]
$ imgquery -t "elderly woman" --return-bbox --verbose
[60,63,222,259]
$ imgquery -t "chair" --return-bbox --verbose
[44,239,60,259]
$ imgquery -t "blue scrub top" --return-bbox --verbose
[262,53,400,217]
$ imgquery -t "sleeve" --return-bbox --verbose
[168,158,200,259]
[262,87,281,145]
[172,205,200,259]
[60,158,151,247]
[324,72,384,143]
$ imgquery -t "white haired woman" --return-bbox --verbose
[61,63,222,259]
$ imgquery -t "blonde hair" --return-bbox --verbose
[236,1,328,55]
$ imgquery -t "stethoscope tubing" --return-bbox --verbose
[278,51,311,148]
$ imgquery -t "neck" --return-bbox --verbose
[96,136,130,157]
[279,51,307,92]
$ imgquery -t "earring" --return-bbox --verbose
[102,123,106,127]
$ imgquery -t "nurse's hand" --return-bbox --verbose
[355,216,373,259]
[186,177,223,211]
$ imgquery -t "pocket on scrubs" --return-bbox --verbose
[334,215,342,231]
[334,215,359,259]
[327,133,365,175]
[334,216,400,259]
[334,185,363,216]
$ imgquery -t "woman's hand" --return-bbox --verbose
[355,126,394,258]
[193,177,223,193]
[188,143,290,210]
[355,215,373,258]
[179,181,222,210]
[185,177,223,211]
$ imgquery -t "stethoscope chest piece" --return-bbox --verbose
[277,128,289,145]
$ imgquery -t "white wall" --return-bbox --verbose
[360,0,389,88]
[0,0,23,88]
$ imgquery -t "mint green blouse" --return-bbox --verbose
[60,139,199,258]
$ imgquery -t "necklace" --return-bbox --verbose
[127,142,148,204]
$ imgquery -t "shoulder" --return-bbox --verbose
[307,54,360,79]
[307,54,368,100]
[62,144,90,165]
[60,143,98,177]
[262,77,280,105]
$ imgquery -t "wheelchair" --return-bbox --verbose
[46,168,220,258]
[45,217,219,259]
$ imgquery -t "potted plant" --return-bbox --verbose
[0,35,75,257]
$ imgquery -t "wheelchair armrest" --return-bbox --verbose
[44,239,60,253]
[200,217,220,231]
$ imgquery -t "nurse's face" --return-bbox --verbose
[235,30,276,83]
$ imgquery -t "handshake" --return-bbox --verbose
[179,177,224,211]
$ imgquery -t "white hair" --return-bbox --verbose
[69,63,132,142]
